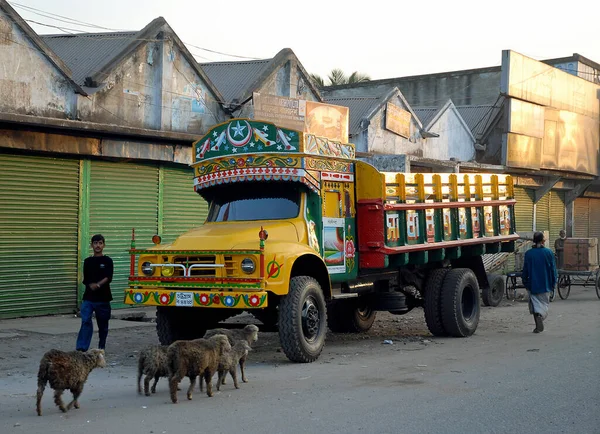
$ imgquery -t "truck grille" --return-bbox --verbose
[173,255,217,277]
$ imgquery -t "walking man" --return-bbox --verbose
[521,231,558,333]
[76,234,114,351]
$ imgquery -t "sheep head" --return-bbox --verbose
[88,349,107,368]
[243,324,259,343]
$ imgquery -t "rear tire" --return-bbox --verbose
[327,297,376,333]
[279,276,327,363]
[424,268,450,337]
[441,268,480,337]
[481,273,505,307]
[558,275,571,300]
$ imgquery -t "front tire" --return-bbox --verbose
[441,268,480,337]
[279,276,327,363]
[481,273,505,307]
[558,275,571,300]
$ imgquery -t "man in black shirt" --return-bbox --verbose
[76,234,114,351]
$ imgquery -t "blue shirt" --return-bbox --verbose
[522,246,558,294]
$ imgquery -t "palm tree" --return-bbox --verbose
[310,69,371,87]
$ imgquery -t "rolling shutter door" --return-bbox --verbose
[574,198,590,238]
[549,191,565,252]
[162,165,209,244]
[514,187,534,234]
[89,161,159,308]
[0,154,79,318]
[535,192,550,234]
[590,199,600,240]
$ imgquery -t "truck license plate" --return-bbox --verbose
[176,292,193,307]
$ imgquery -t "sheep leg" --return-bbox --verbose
[151,375,160,394]
[144,374,152,396]
[137,365,143,395]
[230,367,239,389]
[36,380,46,416]
[216,369,225,391]
[187,375,196,400]
[240,358,248,383]
[53,389,67,413]
[205,369,216,397]
[169,375,181,404]
[199,375,204,393]
[66,386,83,410]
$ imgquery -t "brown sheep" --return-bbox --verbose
[203,324,259,383]
[137,345,169,396]
[216,340,252,391]
[167,334,231,403]
[36,349,106,416]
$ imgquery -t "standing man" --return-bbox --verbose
[521,231,558,333]
[554,229,567,269]
[76,234,114,351]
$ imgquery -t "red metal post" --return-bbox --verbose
[130,228,136,276]
[259,226,267,279]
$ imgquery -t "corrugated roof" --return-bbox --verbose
[455,104,501,138]
[41,31,138,85]
[200,59,272,103]
[412,107,438,129]
[323,96,383,136]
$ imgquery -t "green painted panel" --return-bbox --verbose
[0,153,79,318]
[535,193,550,234]
[574,198,590,238]
[162,165,208,244]
[88,161,159,308]
[514,187,534,234]
[549,190,565,252]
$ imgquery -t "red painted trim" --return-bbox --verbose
[384,199,516,211]
[130,276,262,283]
[368,234,519,254]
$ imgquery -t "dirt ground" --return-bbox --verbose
[0,294,533,377]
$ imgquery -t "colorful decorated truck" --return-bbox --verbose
[124,118,518,363]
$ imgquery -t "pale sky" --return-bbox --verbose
[10,0,600,80]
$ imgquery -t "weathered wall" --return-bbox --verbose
[423,108,475,162]
[0,11,77,119]
[359,94,423,156]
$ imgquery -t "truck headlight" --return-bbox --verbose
[141,261,153,276]
[241,258,256,274]
[161,266,174,277]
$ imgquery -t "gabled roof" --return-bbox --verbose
[325,87,423,136]
[42,31,138,87]
[455,103,503,138]
[200,48,322,106]
[40,17,224,103]
[0,0,85,95]
[414,99,475,142]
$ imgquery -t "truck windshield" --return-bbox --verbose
[205,182,302,222]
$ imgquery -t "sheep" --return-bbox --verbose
[137,345,169,396]
[216,340,252,391]
[36,348,106,416]
[203,324,259,383]
[167,334,231,403]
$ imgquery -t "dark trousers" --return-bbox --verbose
[76,300,111,351]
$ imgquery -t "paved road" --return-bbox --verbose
[0,290,599,434]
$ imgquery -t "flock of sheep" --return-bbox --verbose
[35,324,260,416]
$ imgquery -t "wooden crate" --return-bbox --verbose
[563,238,599,271]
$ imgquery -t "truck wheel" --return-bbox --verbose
[156,307,180,345]
[279,276,327,363]
[424,268,450,337]
[327,298,376,333]
[441,268,480,337]
[481,273,505,307]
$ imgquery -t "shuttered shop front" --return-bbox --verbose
[0,154,80,318]
[548,191,565,250]
[574,198,600,239]
[162,165,209,243]
[88,161,159,307]
[514,187,534,234]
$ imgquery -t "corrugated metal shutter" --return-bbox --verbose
[535,192,550,234]
[549,190,565,251]
[514,187,534,234]
[574,198,590,238]
[162,165,208,244]
[590,199,600,240]
[89,161,159,308]
[0,153,79,318]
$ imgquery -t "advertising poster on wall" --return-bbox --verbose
[323,217,345,274]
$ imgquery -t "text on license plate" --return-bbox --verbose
[176,292,193,306]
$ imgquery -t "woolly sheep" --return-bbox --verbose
[137,345,169,396]
[167,334,231,403]
[36,349,106,416]
[203,324,259,383]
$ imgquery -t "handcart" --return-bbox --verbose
[556,268,600,300]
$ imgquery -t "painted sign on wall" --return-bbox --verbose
[385,102,411,139]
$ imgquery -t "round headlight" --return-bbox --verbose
[141,261,153,276]
[241,258,256,274]
[161,266,174,277]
